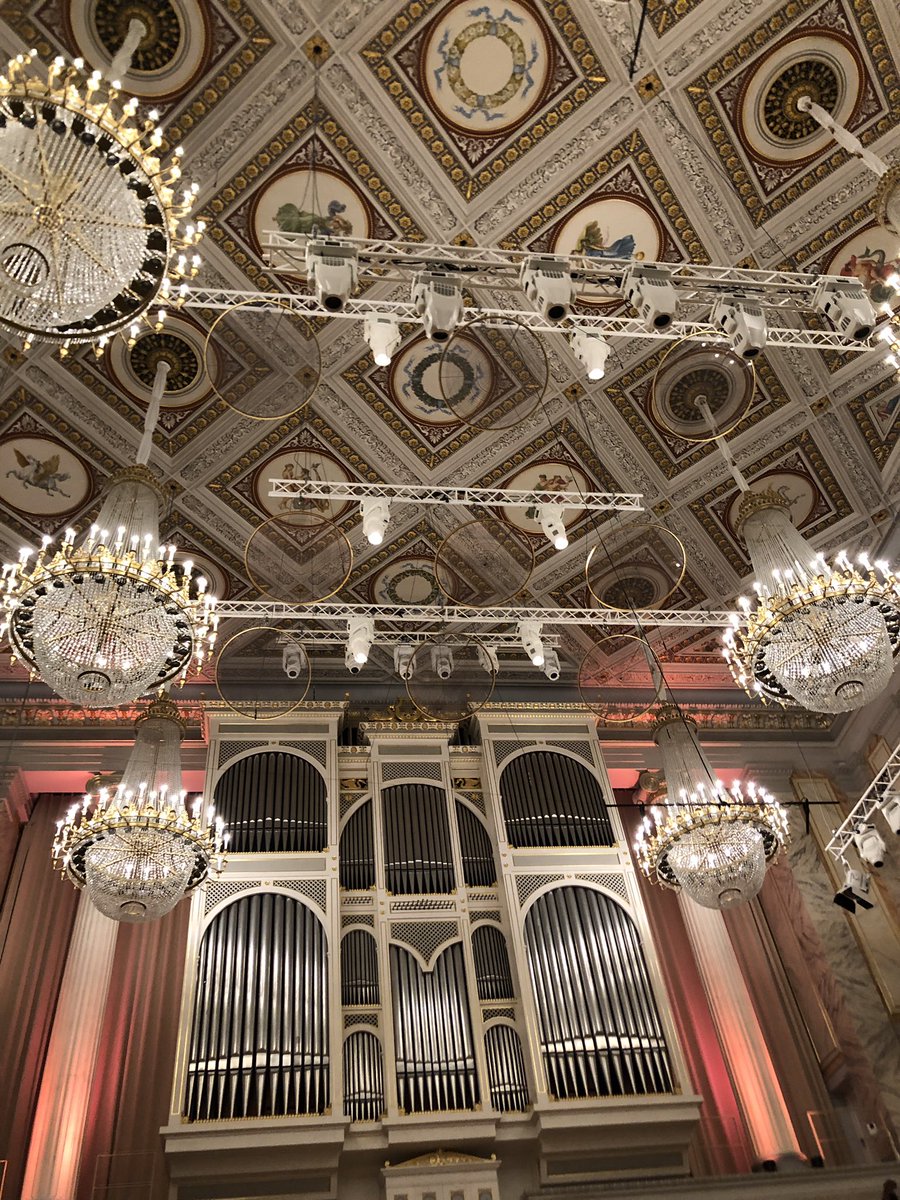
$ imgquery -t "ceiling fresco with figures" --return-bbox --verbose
[0,0,899,715]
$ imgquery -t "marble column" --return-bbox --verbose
[680,897,804,1167]
[20,895,119,1200]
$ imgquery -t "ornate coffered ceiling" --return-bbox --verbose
[0,0,899,715]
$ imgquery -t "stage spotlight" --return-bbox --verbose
[880,796,900,835]
[813,278,876,343]
[622,263,678,330]
[710,296,767,360]
[477,644,499,675]
[394,643,415,681]
[305,239,358,312]
[518,620,545,667]
[520,255,574,322]
[364,315,401,366]
[430,643,454,680]
[834,864,874,913]
[542,647,561,681]
[537,504,568,550]
[571,330,611,380]
[282,643,303,680]
[346,617,374,669]
[412,271,463,342]
[853,823,887,868]
[360,497,391,546]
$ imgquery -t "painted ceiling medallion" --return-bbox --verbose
[761,59,841,141]
[130,331,200,394]
[362,0,606,199]
[651,340,755,443]
[94,0,183,72]
[390,333,494,427]
[252,449,353,523]
[422,0,550,135]
[372,557,442,606]
[0,435,91,517]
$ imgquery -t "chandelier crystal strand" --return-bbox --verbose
[634,707,789,909]
[0,49,203,350]
[51,696,229,922]
[1,465,218,707]
[722,488,900,713]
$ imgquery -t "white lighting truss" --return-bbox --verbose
[825,739,900,863]
[267,479,643,513]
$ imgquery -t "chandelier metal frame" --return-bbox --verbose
[0,49,202,348]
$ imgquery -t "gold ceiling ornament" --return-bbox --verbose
[0,464,218,708]
[874,161,900,239]
[722,488,900,713]
[52,695,229,922]
[633,705,788,910]
[0,49,203,352]
[437,314,548,433]
[585,521,687,612]
[650,336,756,445]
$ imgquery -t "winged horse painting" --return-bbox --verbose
[6,448,71,498]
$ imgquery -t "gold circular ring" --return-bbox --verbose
[244,512,353,605]
[585,521,687,613]
[215,625,311,720]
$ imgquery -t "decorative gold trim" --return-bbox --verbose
[733,486,793,531]
[585,523,687,613]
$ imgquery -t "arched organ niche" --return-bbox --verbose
[341,928,380,1006]
[339,799,375,889]
[524,886,673,1100]
[484,1023,530,1113]
[382,783,455,894]
[185,892,329,1119]
[455,799,497,885]
[343,1030,385,1122]
[499,751,614,847]
[390,941,479,1112]
[471,924,514,1001]
[213,751,327,853]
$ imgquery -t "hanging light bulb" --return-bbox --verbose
[722,488,900,713]
[51,696,229,922]
[634,707,788,909]
[0,466,217,707]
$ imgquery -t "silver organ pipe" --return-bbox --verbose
[390,943,479,1112]
[185,893,330,1119]
[343,1031,385,1121]
[339,800,375,890]
[500,751,614,847]
[382,785,455,894]
[341,929,380,1006]
[524,886,672,1099]
[484,1024,530,1112]
[455,801,497,886]
[471,925,515,1000]
[213,752,327,853]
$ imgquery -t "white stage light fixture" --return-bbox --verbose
[518,620,545,667]
[542,647,561,681]
[364,315,401,366]
[520,255,575,322]
[622,264,679,330]
[282,643,303,680]
[394,643,415,681]
[880,796,900,835]
[360,497,391,546]
[430,643,454,680]
[710,296,767,360]
[853,823,887,868]
[477,644,499,675]
[571,330,611,380]
[305,239,359,312]
[346,617,374,669]
[538,504,568,550]
[411,271,463,342]
[813,278,876,343]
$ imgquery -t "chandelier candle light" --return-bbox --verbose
[0,43,203,350]
[634,706,789,909]
[722,488,900,714]
[0,457,218,707]
[52,696,228,922]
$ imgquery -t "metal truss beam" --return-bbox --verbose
[181,286,869,350]
[267,479,643,512]
[260,232,841,309]
[215,600,731,627]
[278,627,560,648]
[825,742,900,860]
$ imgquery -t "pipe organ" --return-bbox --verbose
[164,710,699,1196]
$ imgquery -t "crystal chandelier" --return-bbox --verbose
[634,707,789,909]
[52,696,228,922]
[0,48,202,350]
[722,488,900,713]
[1,465,217,707]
